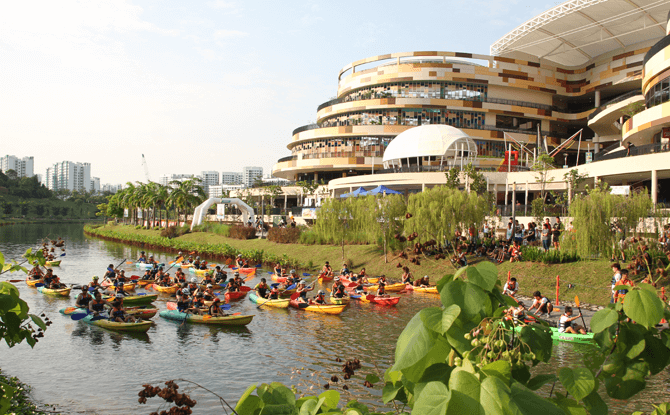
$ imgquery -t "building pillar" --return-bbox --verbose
[314,172,318,182]
[422,183,425,192]
[284,194,287,211]
[524,182,529,208]
[505,178,509,205]
[652,170,659,205]
[593,90,602,153]
[595,90,601,107]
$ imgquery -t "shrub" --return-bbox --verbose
[267,227,301,244]
[229,225,256,240]
[520,246,580,263]
[107,220,115,226]
[160,226,179,239]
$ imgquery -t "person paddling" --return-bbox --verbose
[255,278,270,298]
[137,251,147,263]
[175,268,186,284]
[176,288,192,312]
[214,267,227,285]
[558,306,586,334]
[89,276,101,290]
[89,291,108,316]
[43,269,54,287]
[75,285,92,309]
[296,280,314,303]
[311,290,327,305]
[208,298,225,317]
[109,298,136,323]
[28,261,44,280]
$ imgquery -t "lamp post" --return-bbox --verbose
[511,182,517,224]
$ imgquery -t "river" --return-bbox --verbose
[0,223,668,414]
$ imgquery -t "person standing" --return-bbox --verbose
[552,217,563,250]
[541,223,551,252]
[610,263,622,303]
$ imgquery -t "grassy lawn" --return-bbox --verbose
[95,224,618,306]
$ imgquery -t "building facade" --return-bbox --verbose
[243,166,263,187]
[45,161,91,193]
[90,177,101,193]
[221,172,243,185]
[200,171,219,193]
[1,155,34,178]
[273,0,668,185]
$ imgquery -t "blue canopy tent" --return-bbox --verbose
[363,185,403,196]
[339,187,368,198]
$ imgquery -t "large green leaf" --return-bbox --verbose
[299,397,325,415]
[509,383,564,415]
[259,404,299,415]
[526,374,556,391]
[555,397,588,415]
[518,325,553,363]
[393,313,437,371]
[604,361,648,400]
[441,280,489,321]
[412,381,450,415]
[0,381,16,414]
[641,332,670,375]
[466,262,498,291]
[479,376,514,415]
[481,360,512,384]
[590,308,619,333]
[616,323,646,360]
[559,368,595,401]
[400,336,451,383]
[582,390,608,415]
[318,390,340,412]
[421,305,461,335]
[623,289,664,328]
[0,252,4,269]
[447,369,483,415]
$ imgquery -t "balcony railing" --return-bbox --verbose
[374,164,530,174]
[276,151,383,165]
[593,142,670,162]
[587,90,642,121]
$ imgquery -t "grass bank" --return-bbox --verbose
[86,224,620,306]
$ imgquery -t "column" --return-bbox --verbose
[525,182,529,216]
[284,194,288,211]
[314,172,318,182]
[594,90,601,107]
[505,178,509,205]
[652,170,659,205]
[422,183,425,192]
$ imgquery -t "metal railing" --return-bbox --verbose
[375,164,530,174]
[587,90,642,121]
[277,155,296,163]
[594,142,670,162]
[496,204,567,218]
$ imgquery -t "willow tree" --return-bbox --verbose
[567,182,653,258]
[405,186,489,245]
[314,197,365,261]
[360,194,407,262]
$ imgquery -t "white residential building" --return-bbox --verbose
[208,184,246,198]
[157,175,170,186]
[90,177,101,193]
[221,171,243,185]
[45,161,91,192]
[200,171,219,193]
[102,183,123,193]
[243,166,263,187]
[1,155,34,178]
[35,174,43,184]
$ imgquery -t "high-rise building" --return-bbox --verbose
[45,161,91,192]
[1,155,34,178]
[200,171,219,194]
[221,172,243,185]
[35,174,43,184]
[243,166,263,187]
[157,175,169,186]
[90,177,101,193]
[102,183,123,193]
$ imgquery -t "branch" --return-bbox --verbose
[174,378,239,415]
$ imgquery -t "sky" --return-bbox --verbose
[0,0,559,185]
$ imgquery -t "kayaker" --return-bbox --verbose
[558,306,586,334]
[296,281,314,303]
[109,299,136,323]
[401,267,413,285]
[502,278,519,297]
[331,277,341,293]
[378,275,388,286]
[48,274,65,289]
[208,298,225,316]
[340,263,349,276]
[158,272,172,287]
[175,268,186,284]
[116,270,128,284]
[413,275,430,287]
[333,282,347,299]
[376,280,389,297]
[202,285,215,301]
[148,255,157,265]
[138,251,147,263]
[28,261,43,280]
[233,272,244,287]
[198,260,208,270]
[75,286,92,309]
[176,288,192,312]
[189,293,206,315]
[114,283,129,297]
[287,269,299,285]
[193,256,201,269]
[103,264,117,283]
[201,273,214,287]
[616,270,634,302]
[176,251,183,262]
[89,276,101,290]
[186,255,194,264]
[528,291,553,317]
[273,263,282,277]
[322,261,333,277]
[356,268,367,280]
[187,277,198,293]
[89,291,108,316]
[311,290,327,305]
[255,278,270,298]
[268,286,280,300]
[236,254,249,268]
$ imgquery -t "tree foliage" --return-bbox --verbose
[314,197,365,261]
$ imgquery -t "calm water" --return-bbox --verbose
[0,224,668,414]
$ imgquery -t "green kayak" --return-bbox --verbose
[102,294,158,306]
[514,325,594,345]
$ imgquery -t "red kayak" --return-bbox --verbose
[365,295,400,306]
[225,290,248,302]
[318,273,334,282]
[237,268,256,274]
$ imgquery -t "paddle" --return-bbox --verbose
[244,274,255,283]
[126,261,134,264]
[164,256,184,274]
[35,283,44,287]
[574,295,588,332]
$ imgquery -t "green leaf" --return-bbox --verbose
[0,252,4,269]
[604,361,648,400]
[466,262,497,291]
[318,390,340,412]
[526,374,556,391]
[511,365,531,385]
[29,314,47,331]
[299,398,324,415]
[0,381,16,414]
[235,384,261,414]
[447,369,483,415]
[445,320,472,355]
[393,314,436,372]
[641,332,670,375]
[260,404,298,415]
[345,400,369,414]
[555,397,587,415]
[559,368,595,401]
[623,289,664,328]
[436,274,454,293]
[420,305,460,335]
[412,381,450,415]
[617,323,646,360]
[441,280,489,321]
[264,383,295,406]
[400,335,451,383]
[518,325,553,362]
[481,360,511,384]
[638,283,657,294]
[365,374,380,384]
[479,376,512,415]
[418,363,453,385]
[582,390,608,415]
[590,309,619,333]
[509,383,564,415]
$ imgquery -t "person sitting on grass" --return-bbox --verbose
[508,241,522,263]
[502,278,519,297]
[528,291,553,317]
[558,306,586,334]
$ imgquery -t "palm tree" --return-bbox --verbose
[168,178,206,227]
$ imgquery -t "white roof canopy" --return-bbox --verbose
[491,0,669,67]
[382,125,477,167]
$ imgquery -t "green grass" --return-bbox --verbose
[91,224,633,306]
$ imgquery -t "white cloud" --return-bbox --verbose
[214,29,248,39]
[207,0,237,10]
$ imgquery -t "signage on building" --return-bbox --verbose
[302,208,318,219]
[662,127,670,139]
[585,152,592,163]
[124,209,128,218]
[216,204,225,220]
[610,186,630,196]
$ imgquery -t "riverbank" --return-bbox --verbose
[0,369,52,414]
[85,223,618,306]
[1,218,103,226]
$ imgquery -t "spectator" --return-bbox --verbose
[610,263,622,303]
[552,217,563,250]
[541,223,551,252]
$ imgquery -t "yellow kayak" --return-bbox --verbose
[367,283,406,292]
[249,293,290,309]
[413,286,438,294]
[45,260,61,266]
[37,286,71,296]
[26,278,42,287]
[153,284,179,294]
[329,297,350,305]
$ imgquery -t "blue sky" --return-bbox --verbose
[0,0,558,185]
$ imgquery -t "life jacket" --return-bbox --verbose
[77,294,92,308]
[91,300,106,312]
[558,315,572,330]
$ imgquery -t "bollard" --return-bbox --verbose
[555,275,560,306]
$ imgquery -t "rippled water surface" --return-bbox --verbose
[1,224,669,414]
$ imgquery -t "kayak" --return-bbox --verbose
[37,286,71,296]
[225,291,248,302]
[136,279,155,287]
[103,294,158,306]
[362,295,400,306]
[278,288,297,298]
[249,293,290,308]
[413,286,439,294]
[180,263,194,268]
[159,310,254,326]
[329,296,350,305]
[271,274,288,283]
[153,284,179,294]
[60,306,158,320]
[512,326,595,345]
[45,260,61,266]
[366,277,379,284]
[236,267,256,274]
[188,267,213,275]
[82,314,153,332]
[26,278,42,287]
[318,274,334,283]
[101,280,136,291]
[135,262,165,269]
[367,283,406,292]
[289,293,347,314]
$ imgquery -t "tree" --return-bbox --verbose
[444,167,460,189]
[297,180,320,207]
[531,154,556,222]
[462,163,487,194]
[362,194,406,262]
[4,169,17,181]
[314,197,364,261]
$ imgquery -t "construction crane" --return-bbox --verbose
[141,154,152,182]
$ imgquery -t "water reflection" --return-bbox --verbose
[0,224,668,414]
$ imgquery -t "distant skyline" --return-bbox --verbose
[0,0,556,184]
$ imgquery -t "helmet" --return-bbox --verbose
[299,280,306,285]
[141,251,145,254]
[196,256,200,260]
[183,288,190,295]
[178,251,183,255]
[237,254,242,257]
[191,277,197,283]
[213,298,220,303]
[234,272,240,276]
[149,255,153,258]
[207,284,213,288]
[92,276,99,280]
[82,285,88,290]
[334,277,340,281]
[290,269,296,274]
[318,290,325,295]
[115,293,124,298]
